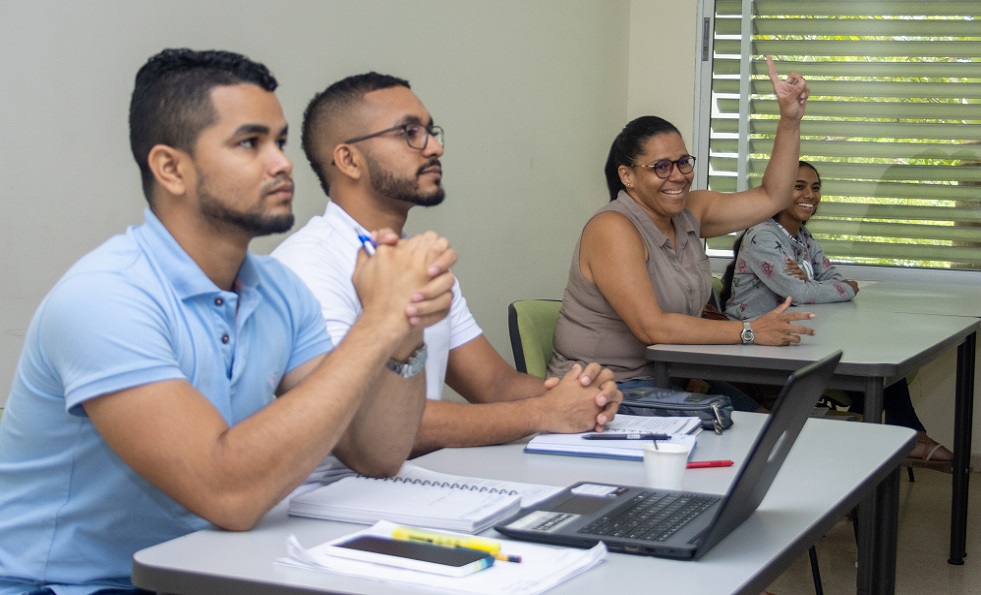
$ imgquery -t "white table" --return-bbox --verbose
[646,304,978,585]
[855,281,980,318]
[132,413,914,595]
[850,280,980,567]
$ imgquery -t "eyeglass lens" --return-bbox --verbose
[405,125,444,149]
[652,157,695,178]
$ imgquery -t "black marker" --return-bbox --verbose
[581,433,671,441]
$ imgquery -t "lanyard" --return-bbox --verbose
[775,223,814,280]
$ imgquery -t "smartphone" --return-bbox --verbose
[326,535,494,577]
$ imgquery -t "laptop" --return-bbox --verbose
[495,350,842,560]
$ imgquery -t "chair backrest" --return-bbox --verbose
[709,274,723,310]
[507,299,562,378]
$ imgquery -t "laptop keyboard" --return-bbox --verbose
[579,491,720,542]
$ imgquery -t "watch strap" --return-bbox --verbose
[384,344,428,378]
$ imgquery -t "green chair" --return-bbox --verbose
[507,299,562,379]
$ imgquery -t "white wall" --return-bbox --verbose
[0,0,634,404]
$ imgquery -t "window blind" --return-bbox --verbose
[702,0,981,270]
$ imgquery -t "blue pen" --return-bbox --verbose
[356,229,377,255]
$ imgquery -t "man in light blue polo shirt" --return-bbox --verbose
[0,48,456,595]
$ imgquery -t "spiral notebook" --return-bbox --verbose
[288,462,563,534]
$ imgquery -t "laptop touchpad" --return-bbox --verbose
[552,495,613,515]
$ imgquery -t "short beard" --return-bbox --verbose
[197,177,295,237]
[366,155,445,207]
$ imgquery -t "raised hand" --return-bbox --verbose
[766,55,809,121]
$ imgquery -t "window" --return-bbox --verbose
[696,0,981,271]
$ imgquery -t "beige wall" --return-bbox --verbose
[627,0,699,139]
[0,0,644,404]
[3,0,975,462]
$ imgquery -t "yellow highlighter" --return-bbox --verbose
[391,526,522,563]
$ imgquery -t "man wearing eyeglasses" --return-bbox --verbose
[273,73,622,457]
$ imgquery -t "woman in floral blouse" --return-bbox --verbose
[721,161,952,469]
[721,161,858,318]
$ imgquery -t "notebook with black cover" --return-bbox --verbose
[495,351,842,560]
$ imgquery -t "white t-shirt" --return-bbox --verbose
[273,201,483,488]
[272,201,483,400]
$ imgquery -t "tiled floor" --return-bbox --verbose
[770,468,980,594]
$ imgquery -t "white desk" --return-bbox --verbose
[132,413,913,595]
[646,304,979,580]
[855,281,980,318]
[852,280,980,568]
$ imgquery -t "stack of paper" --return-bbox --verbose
[525,414,699,461]
[278,520,607,595]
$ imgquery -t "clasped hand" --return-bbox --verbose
[539,363,622,433]
[353,229,457,330]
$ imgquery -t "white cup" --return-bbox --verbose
[642,442,691,491]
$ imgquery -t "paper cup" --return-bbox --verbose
[642,442,691,491]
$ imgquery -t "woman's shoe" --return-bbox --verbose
[906,431,953,473]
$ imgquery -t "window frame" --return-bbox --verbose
[693,0,981,283]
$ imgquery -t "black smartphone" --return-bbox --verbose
[326,535,494,577]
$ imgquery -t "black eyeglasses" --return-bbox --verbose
[344,123,444,150]
[633,156,696,179]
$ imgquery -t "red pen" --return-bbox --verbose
[686,459,734,469]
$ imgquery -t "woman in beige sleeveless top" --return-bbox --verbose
[549,57,815,412]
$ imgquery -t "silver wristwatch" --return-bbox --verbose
[385,344,428,378]
[740,322,755,345]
